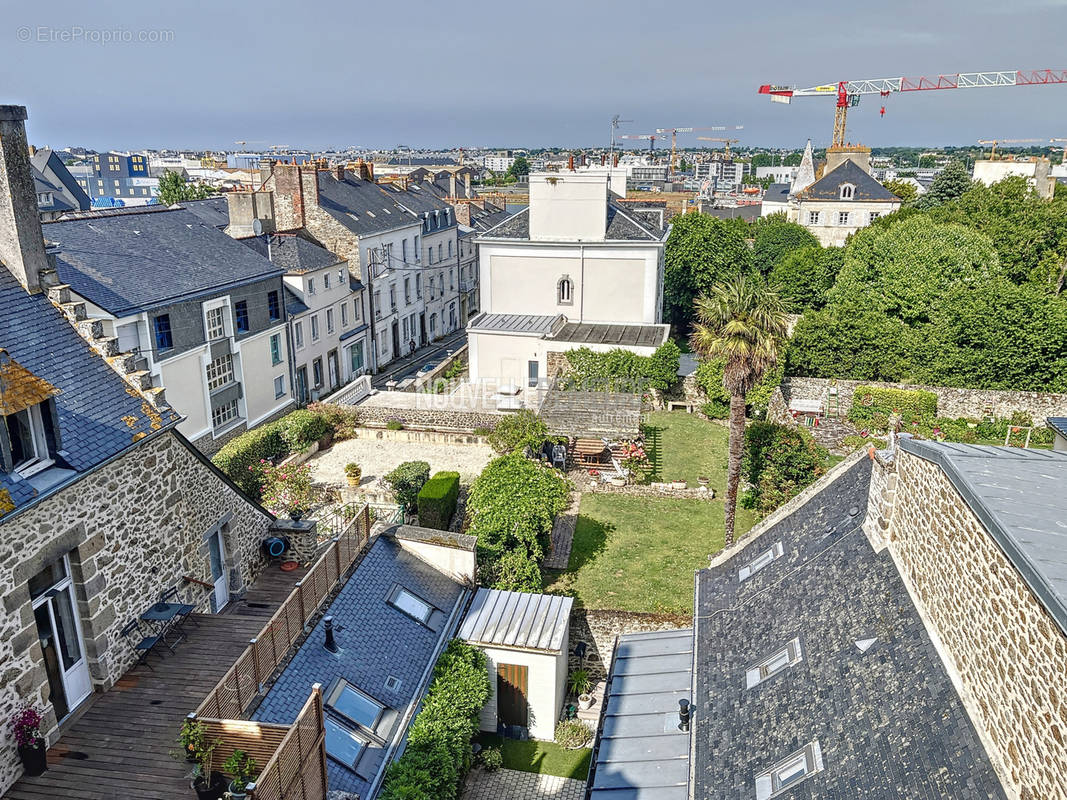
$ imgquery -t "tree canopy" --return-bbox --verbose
[157,169,217,205]
[751,214,820,276]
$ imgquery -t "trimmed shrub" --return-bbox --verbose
[307,402,361,440]
[418,471,460,530]
[478,747,502,772]
[847,385,937,427]
[554,720,592,749]
[560,341,681,393]
[384,461,430,513]
[278,409,331,451]
[487,409,549,455]
[211,421,286,498]
[741,422,828,514]
[386,419,404,431]
[380,640,491,800]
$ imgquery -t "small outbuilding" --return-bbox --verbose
[459,588,573,741]
[1048,417,1067,451]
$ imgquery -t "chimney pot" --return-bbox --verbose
[678,698,691,731]
[335,164,345,182]
[324,616,339,653]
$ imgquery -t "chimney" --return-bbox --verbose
[449,172,457,198]
[600,154,605,166]
[464,173,471,198]
[225,191,275,238]
[678,699,691,732]
[453,202,471,227]
[568,155,575,171]
[273,163,305,230]
[323,616,339,653]
[613,153,619,167]
[0,106,48,293]
[258,157,275,185]
[301,168,320,213]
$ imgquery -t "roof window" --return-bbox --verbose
[745,638,803,689]
[755,741,823,799]
[388,585,434,624]
[326,678,385,730]
[738,541,784,582]
[839,183,855,200]
[324,716,367,769]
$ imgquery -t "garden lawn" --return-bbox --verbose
[544,493,756,615]
[641,410,730,489]
[476,734,591,780]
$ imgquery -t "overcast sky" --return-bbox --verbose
[8,0,1067,152]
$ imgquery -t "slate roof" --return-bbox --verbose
[385,156,458,166]
[479,202,666,242]
[587,629,693,800]
[283,286,309,316]
[243,233,341,274]
[0,269,179,516]
[467,312,562,335]
[30,148,91,211]
[899,439,1067,635]
[692,459,1005,799]
[459,589,572,652]
[253,531,469,798]
[1047,417,1067,439]
[31,167,76,214]
[179,196,231,229]
[796,159,900,202]
[550,322,669,348]
[387,182,456,218]
[316,173,420,236]
[44,207,283,316]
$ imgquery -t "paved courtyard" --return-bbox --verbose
[307,436,495,487]
[464,767,587,800]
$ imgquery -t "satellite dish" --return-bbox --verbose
[252,218,264,236]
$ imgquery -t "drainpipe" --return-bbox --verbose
[366,246,380,373]
[579,244,585,321]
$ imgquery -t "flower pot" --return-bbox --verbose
[229,781,249,800]
[697,476,709,486]
[192,771,227,800]
[346,475,361,487]
[289,509,304,522]
[17,739,46,777]
[671,481,687,490]
[608,476,626,487]
[578,693,593,711]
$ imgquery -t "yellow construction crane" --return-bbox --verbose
[655,126,744,173]
[1051,138,1067,163]
[696,137,741,159]
[977,138,1044,159]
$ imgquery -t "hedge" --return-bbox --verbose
[278,409,331,451]
[211,421,287,498]
[384,461,431,513]
[741,422,828,514]
[559,340,681,393]
[847,385,937,426]
[380,640,491,800]
[418,472,460,530]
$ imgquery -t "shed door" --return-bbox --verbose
[496,663,529,728]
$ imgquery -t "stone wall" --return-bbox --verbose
[0,432,272,794]
[780,376,1067,425]
[354,404,503,432]
[567,608,691,682]
[875,449,1067,800]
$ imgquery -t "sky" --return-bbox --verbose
[8,0,1067,153]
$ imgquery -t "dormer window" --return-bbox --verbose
[839,183,855,200]
[37,192,53,208]
[558,276,573,305]
[6,402,54,478]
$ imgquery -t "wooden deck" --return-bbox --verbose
[4,565,307,800]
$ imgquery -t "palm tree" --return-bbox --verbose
[691,275,788,545]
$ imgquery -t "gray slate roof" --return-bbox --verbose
[459,588,572,652]
[1047,417,1067,439]
[254,532,468,798]
[0,270,179,515]
[692,459,1005,799]
[587,628,693,800]
[551,322,669,348]
[479,202,667,242]
[796,159,900,202]
[316,173,420,236]
[899,439,1067,635]
[467,312,562,335]
[30,148,91,211]
[45,207,283,315]
[243,233,341,274]
[179,196,231,229]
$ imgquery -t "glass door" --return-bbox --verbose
[30,557,91,720]
[207,529,228,613]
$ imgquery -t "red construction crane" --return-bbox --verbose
[759,69,1067,149]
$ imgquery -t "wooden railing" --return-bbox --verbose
[195,504,371,719]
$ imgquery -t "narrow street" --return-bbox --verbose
[371,327,468,389]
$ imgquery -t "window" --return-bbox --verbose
[389,586,433,624]
[414,235,420,261]
[294,321,304,349]
[324,271,331,290]
[326,308,335,334]
[558,276,573,304]
[268,290,281,321]
[806,210,821,225]
[429,313,437,335]
[415,274,422,298]
[389,285,397,311]
[746,638,803,689]
[234,301,249,334]
[153,314,173,351]
[341,303,349,327]
[211,399,240,429]
[755,742,823,800]
[839,183,855,200]
[868,211,881,223]
[449,270,454,291]
[353,299,361,322]
[270,334,282,365]
[437,244,443,262]
[311,315,320,342]
[274,375,286,399]
[373,291,381,320]
[327,680,385,729]
[349,341,365,375]
[313,357,324,387]
[206,307,226,340]
[324,717,367,769]
[837,211,850,226]
[428,247,434,265]
[338,268,344,285]
[404,277,411,304]
[206,354,234,391]
[448,240,453,258]
[402,318,409,341]
[307,277,316,295]
[402,238,408,262]
[738,541,784,582]
[6,403,52,476]
[429,277,435,299]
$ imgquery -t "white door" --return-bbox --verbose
[30,557,92,719]
[207,529,228,613]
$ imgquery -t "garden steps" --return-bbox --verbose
[544,492,581,570]
[576,680,607,725]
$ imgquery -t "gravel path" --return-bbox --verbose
[307,437,494,488]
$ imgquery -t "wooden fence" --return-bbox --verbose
[195,504,371,719]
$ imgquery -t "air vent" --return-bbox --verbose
[385,676,402,692]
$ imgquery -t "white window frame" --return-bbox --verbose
[206,354,234,391]
[755,742,823,800]
[211,398,240,429]
[837,211,850,226]
[341,303,349,328]
[806,210,820,225]
[839,183,855,200]
[310,315,320,342]
[307,277,316,295]
[6,403,53,477]
[326,308,335,334]
[324,271,331,290]
[738,541,784,582]
[745,638,803,689]
[294,321,304,349]
[274,375,285,399]
[205,306,226,341]
[558,276,573,304]
[868,211,881,223]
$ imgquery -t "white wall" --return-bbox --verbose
[476,644,569,741]
[796,199,901,247]
[467,331,544,385]
[528,172,609,242]
[160,348,210,438]
[237,326,293,426]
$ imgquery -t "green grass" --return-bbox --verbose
[641,410,730,488]
[476,734,591,779]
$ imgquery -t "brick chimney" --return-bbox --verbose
[334,164,345,182]
[463,173,471,198]
[453,202,471,227]
[353,159,374,182]
[0,106,48,293]
[449,172,457,198]
[272,163,318,231]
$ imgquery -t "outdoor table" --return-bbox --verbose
[140,602,186,651]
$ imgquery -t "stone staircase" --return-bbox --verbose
[41,269,170,413]
[801,416,859,454]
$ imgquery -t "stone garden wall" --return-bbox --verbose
[779,376,1067,424]
[875,449,1067,800]
[567,608,691,682]
[353,404,503,432]
[0,432,273,794]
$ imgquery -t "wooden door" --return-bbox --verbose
[496,663,528,728]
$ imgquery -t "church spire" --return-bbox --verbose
[790,139,816,195]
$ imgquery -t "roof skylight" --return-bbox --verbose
[738,542,784,582]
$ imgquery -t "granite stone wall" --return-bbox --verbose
[355,404,503,432]
[0,432,272,794]
[876,450,1067,800]
[567,608,690,681]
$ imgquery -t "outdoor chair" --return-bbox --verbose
[161,585,200,634]
[120,618,163,669]
[552,444,567,471]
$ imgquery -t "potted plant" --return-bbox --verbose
[569,669,593,710]
[671,479,687,490]
[223,749,257,800]
[697,476,709,487]
[179,721,226,800]
[11,706,46,777]
[344,463,362,487]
